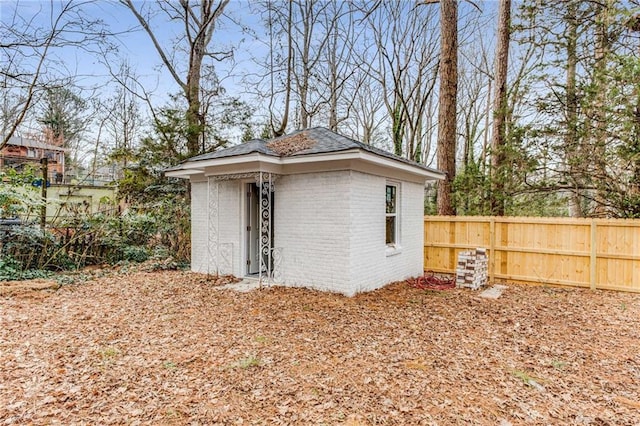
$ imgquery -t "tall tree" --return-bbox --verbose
[101,63,142,179]
[121,0,230,157]
[320,0,360,132]
[38,86,89,167]
[564,0,581,217]
[435,0,458,215]
[590,0,613,216]
[489,0,511,216]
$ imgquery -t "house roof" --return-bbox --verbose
[5,136,67,152]
[167,127,444,180]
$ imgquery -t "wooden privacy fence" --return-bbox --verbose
[424,216,640,293]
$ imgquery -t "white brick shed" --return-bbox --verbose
[166,128,444,296]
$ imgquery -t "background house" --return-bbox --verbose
[0,136,66,182]
[167,128,444,296]
[1,136,117,223]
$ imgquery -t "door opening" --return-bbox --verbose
[245,183,260,275]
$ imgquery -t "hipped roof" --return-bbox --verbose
[166,127,444,180]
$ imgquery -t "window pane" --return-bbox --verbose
[386,185,396,214]
[386,216,396,244]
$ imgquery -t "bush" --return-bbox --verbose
[0,255,51,281]
[0,165,190,280]
[121,246,149,263]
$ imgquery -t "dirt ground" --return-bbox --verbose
[1,270,640,425]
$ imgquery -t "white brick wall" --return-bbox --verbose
[384,180,425,283]
[190,180,208,273]
[190,179,241,276]
[274,171,352,293]
[348,172,424,295]
[191,170,425,295]
[217,180,241,275]
[348,172,385,294]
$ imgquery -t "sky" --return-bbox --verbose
[1,0,498,103]
[1,0,501,161]
[1,0,262,110]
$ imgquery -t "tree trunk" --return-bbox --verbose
[271,0,293,137]
[565,1,582,217]
[392,98,405,156]
[592,0,611,217]
[299,0,312,129]
[436,0,457,216]
[490,0,511,216]
[186,32,204,156]
[122,0,230,157]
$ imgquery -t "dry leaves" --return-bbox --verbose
[0,279,60,296]
[266,132,316,156]
[1,272,640,425]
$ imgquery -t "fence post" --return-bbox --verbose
[40,157,48,230]
[489,217,495,284]
[590,219,597,290]
[449,218,456,271]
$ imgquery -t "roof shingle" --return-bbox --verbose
[173,127,441,175]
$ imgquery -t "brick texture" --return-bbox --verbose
[455,248,489,290]
[190,170,425,296]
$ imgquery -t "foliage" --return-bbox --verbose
[0,166,42,220]
[0,163,189,280]
[0,255,51,281]
[37,86,89,167]
[510,0,640,217]
[453,161,489,215]
[38,87,87,144]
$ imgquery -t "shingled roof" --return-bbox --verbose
[172,127,441,175]
[5,136,67,152]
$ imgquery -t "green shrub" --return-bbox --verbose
[0,255,51,281]
[121,246,149,263]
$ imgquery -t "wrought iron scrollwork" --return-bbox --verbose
[258,172,272,286]
[271,247,283,284]
[206,172,281,283]
[219,242,233,275]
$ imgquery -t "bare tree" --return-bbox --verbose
[343,66,387,145]
[365,1,440,160]
[250,0,294,137]
[0,0,111,149]
[120,0,231,157]
[319,0,361,132]
[101,62,142,178]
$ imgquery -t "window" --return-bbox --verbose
[386,183,398,245]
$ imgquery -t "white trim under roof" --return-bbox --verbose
[165,150,444,181]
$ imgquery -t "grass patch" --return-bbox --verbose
[254,335,270,344]
[101,347,118,359]
[230,354,261,369]
[163,361,177,370]
[512,369,546,390]
[422,289,450,297]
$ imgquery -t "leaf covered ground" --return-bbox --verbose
[1,270,640,425]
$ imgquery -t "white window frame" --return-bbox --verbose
[385,181,401,254]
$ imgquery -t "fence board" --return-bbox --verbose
[424,216,640,293]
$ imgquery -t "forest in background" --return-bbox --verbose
[2,0,640,277]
